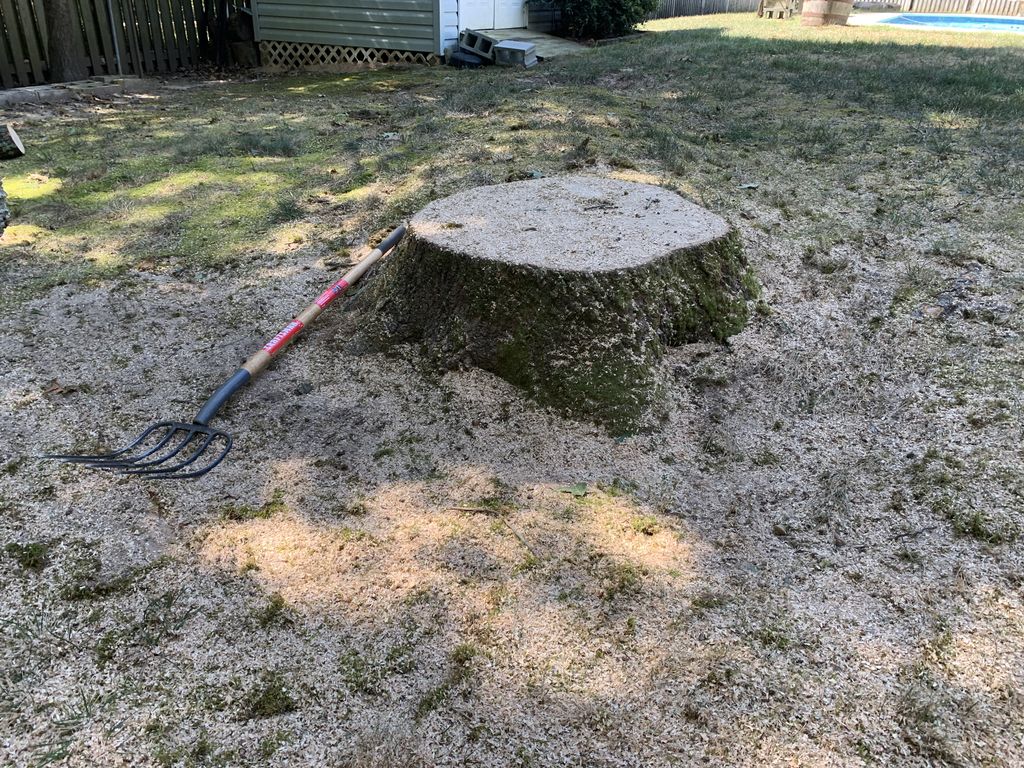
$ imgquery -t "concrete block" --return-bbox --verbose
[494,40,538,68]
[448,50,484,69]
[458,29,499,61]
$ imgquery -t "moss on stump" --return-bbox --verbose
[367,176,756,432]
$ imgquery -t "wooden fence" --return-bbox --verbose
[651,0,759,17]
[0,0,237,89]
[650,0,1022,17]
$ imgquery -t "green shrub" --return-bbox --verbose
[556,0,657,40]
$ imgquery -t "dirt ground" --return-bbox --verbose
[2,15,1023,768]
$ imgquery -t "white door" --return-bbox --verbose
[460,0,493,30]
[493,0,526,28]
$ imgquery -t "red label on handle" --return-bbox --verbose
[315,278,349,309]
[263,320,305,355]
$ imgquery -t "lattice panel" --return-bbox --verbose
[260,41,439,70]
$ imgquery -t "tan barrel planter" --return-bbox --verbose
[801,0,829,25]
[801,0,851,26]
[826,0,853,23]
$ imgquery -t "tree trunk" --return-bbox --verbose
[42,0,88,82]
[364,176,757,433]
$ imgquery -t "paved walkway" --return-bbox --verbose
[488,28,588,59]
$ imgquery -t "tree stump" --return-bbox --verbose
[367,175,756,432]
[0,182,9,238]
[1,126,26,238]
[0,125,25,161]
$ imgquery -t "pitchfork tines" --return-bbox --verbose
[47,421,233,480]
[44,225,407,481]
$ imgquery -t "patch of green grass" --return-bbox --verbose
[473,494,518,515]
[629,515,660,536]
[600,561,644,601]
[338,650,377,694]
[94,630,119,667]
[891,263,943,311]
[60,550,169,601]
[948,507,1016,545]
[927,236,976,266]
[240,671,297,719]
[4,541,51,570]
[512,553,540,574]
[28,689,105,766]
[339,625,418,695]
[898,668,961,763]
[909,449,1016,543]
[691,591,730,615]
[897,547,924,566]
[415,642,479,721]
[255,592,292,628]
[95,590,198,665]
[221,488,287,521]
[270,196,305,224]
[257,730,292,760]
[751,622,793,651]
[2,457,25,475]
[175,126,308,162]
[596,477,637,497]
[153,731,233,768]
[752,448,782,467]
[341,497,369,516]
[965,399,1011,428]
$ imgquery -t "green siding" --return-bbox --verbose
[253,0,438,53]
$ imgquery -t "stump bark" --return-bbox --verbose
[0,125,25,161]
[0,182,9,238]
[1,126,26,238]
[367,175,756,432]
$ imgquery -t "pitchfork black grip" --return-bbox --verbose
[376,225,406,255]
[195,369,251,425]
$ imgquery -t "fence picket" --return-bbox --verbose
[180,0,200,64]
[157,0,180,69]
[14,0,45,80]
[142,0,168,71]
[109,0,135,74]
[94,0,117,73]
[1,0,31,86]
[124,0,145,71]
[167,0,191,69]
[76,0,105,74]
[131,0,155,71]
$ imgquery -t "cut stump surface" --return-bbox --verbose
[368,175,756,432]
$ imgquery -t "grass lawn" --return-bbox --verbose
[1,13,1023,767]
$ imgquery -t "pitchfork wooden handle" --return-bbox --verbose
[194,225,406,426]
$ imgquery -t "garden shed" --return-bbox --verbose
[252,0,555,66]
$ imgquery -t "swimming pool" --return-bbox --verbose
[850,13,1024,34]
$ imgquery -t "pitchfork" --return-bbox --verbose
[46,226,406,480]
